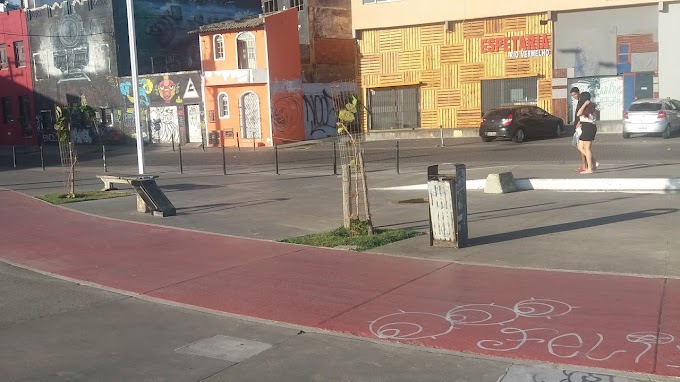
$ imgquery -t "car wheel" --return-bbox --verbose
[622,132,631,139]
[663,124,671,139]
[512,128,526,143]
[482,137,495,142]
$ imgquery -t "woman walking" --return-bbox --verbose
[576,92,598,174]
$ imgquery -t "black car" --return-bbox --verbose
[479,106,564,143]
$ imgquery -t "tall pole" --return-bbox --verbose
[126,0,145,174]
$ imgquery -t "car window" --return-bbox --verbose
[666,101,679,111]
[628,102,662,112]
[533,107,548,116]
[672,100,680,110]
[483,109,512,119]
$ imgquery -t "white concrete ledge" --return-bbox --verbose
[373,178,680,192]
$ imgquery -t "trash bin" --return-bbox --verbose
[427,164,468,248]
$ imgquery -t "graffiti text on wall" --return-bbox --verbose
[303,89,336,139]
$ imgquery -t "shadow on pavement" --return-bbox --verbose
[176,198,289,214]
[468,208,678,246]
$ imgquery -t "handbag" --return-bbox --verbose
[572,128,581,146]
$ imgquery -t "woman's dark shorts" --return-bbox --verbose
[579,122,597,141]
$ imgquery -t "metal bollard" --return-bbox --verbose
[333,142,338,175]
[274,145,279,175]
[40,145,45,171]
[102,144,108,173]
[221,131,227,176]
[12,146,16,168]
[439,125,445,147]
[178,142,183,174]
[253,137,256,152]
[172,133,176,152]
[396,141,400,174]
[237,132,241,151]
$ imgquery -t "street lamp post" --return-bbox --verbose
[125,0,145,174]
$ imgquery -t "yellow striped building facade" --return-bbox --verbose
[356,14,553,129]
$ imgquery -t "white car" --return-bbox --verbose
[623,99,680,139]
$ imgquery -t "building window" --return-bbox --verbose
[481,77,538,112]
[19,95,31,137]
[213,34,225,60]
[236,32,256,69]
[368,86,420,130]
[218,93,229,119]
[0,44,8,70]
[290,0,304,10]
[617,43,632,74]
[2,97,13,124]
[13,41,25,68]
[263,0,278,13]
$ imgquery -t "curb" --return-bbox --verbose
[373,178,680,192]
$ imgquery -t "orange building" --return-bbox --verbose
[196,9,304,147]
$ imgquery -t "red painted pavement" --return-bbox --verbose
[1,189,679,377]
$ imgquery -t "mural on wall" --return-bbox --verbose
[568,76,624,122]
[150,106,178,143]
[31,1,114,85]
[301,83,357,140]
[29,0,120,144]
[115,0,262,75]
[272,93,303,136]
[115,71,204,143]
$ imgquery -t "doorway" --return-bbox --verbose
[240,92,262,139]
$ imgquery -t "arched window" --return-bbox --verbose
[236,32,256,69]
[213,34,225,60]
[218,93,229,119]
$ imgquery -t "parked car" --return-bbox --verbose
[479,106,564,143]
[623,98,680,139]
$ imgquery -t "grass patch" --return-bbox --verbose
[38,191,134,205]
[280,220,424,251]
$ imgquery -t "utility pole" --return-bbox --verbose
[125,0,145,174]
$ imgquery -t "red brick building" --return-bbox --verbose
[0,8,36,146]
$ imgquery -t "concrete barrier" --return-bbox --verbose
[484,172,517,194]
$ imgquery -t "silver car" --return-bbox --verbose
[623,98,680,139]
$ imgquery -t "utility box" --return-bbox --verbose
[427,164,468,248]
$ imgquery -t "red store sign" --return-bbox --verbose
[481,34,551,54]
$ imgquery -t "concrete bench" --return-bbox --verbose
[97,175,159,191]
[97,175,175,216]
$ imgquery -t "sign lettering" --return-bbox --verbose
[481,33,551,59]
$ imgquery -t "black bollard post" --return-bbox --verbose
[252,137,256,152]
[172,133,176,152]
[275,145,279,175]
[102,144,108,173]
[396,141,400,174]
[221,132,227,176]
[40,145,45,171]
[237,132,241,152]
[12,146,16,168]
[333,142,337,175]
[178,142,183,174]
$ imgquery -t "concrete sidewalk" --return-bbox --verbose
[1,184,680,379]
[0,161,679,380]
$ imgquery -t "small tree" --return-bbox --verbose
[55,104,97,197]
[337,96,374,235]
